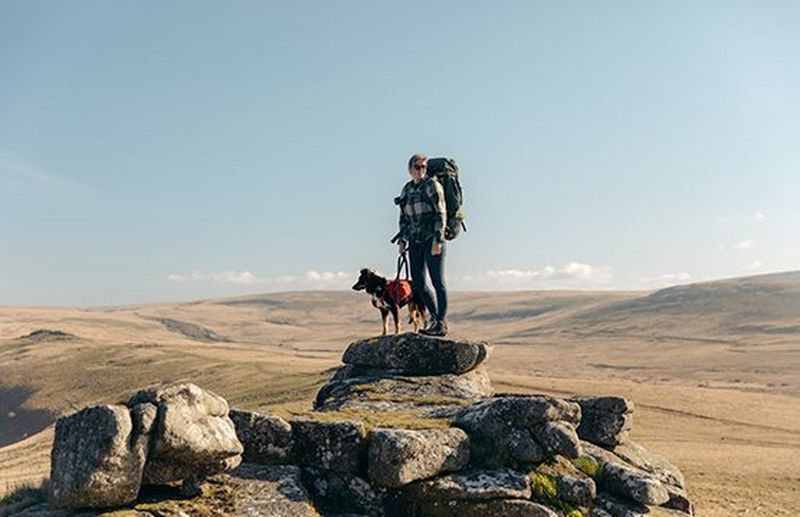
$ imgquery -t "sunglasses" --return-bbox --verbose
[413,164,427,171]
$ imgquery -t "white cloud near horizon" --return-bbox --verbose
[637,272,692,288]
[211,270,259,285]
[168,269,352,289]
[167,263,614,291]
[452,262,613,290]
[167,270,205,282]
[304,270,351,289]
[747,260,764,271]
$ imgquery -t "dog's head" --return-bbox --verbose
[352,268,385,293]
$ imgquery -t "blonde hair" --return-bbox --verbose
[407,153,428,170]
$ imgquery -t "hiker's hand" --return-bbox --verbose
[398,241,408,255]
[432,242,443,256]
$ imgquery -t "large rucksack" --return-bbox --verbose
[426,157,466,240]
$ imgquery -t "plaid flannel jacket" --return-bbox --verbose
[396,177,447,245]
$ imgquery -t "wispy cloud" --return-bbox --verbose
[168,269,352,290]
[747,260,764,271]
[0,149,78,188]
[734,239,755,251]
[304,270,351,288]
[638,272,692,288]
[170,265,616,292]
[212,270,259,285]
[167,270,205,282]
[452,262,612,290]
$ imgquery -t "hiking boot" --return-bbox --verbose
[419,317,437,334]
[421,319,448,337]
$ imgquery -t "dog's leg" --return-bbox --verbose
[410,288,428,332]
[391,305,400,334]
[381,309,389,336]
[408,304,419,332]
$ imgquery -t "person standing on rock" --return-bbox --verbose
[394,153,449,337]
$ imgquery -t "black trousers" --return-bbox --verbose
[408,237,447,321]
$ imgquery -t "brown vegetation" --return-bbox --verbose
[1,271,799,515]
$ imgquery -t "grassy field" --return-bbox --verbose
[2,271,799,515]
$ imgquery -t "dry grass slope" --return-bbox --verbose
[1,270,799,515]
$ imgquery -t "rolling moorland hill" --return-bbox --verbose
[1,270,799,515]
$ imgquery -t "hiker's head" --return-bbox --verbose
[408,153,428,182]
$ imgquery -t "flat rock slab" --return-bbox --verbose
[315,366,493,413]
[228,464,317,516]
[342,333,489,375]
[393,498,559,517]
[302,467,386,516]
[15,505,149,516]
[403,468,532,501]
[591,492,692,517]
[368,428,470,487]
[455,395,581,430]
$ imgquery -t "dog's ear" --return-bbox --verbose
[359,268,370,276]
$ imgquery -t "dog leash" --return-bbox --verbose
[396,251,409,282]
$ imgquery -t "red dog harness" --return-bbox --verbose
[378,253,413,307]
[386,278,413,306]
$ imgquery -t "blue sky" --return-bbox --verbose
[2,1,799,305]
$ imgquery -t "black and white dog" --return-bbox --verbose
[352,268,427,335]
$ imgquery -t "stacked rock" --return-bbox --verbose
[233,334,694,516]
[48,383,243,508]
[314,333,494,416]
[43,334,693,516]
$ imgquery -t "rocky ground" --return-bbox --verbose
[3,334,698,516]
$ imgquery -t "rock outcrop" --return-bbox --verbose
[48,405,147,508]
[19,329,75,341]
[129,383,243,490]
[571,396,633,446]
[48,383,242,509]
[316,333,493,418]
[41,333,693,516]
